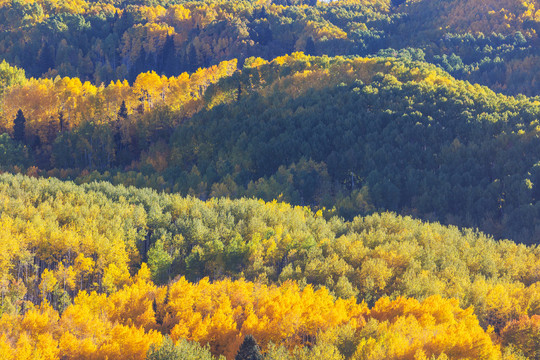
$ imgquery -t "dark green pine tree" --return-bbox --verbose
[118,100,128,121]
[129,46,148,83]
[158,34,177,76]
[305,36,316,55]
[187,43,198,72]
[13,109,26,143]
[59,112,65,132]
[235,335,263,360]
[114,100,128,165]
[36,43,55,76]
[116,100,127,144]
[237,82,242,102]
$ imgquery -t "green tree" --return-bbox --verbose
[118,100,128,121]
[13,109,26,143]
[235,335,263,360]
[0,60,25,98]
[0,133,30,168]
[147,336,221,360]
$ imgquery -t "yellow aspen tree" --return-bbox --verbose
[39,269,58,302]
[74,253,95,291]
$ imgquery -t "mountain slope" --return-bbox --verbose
[164,54,540,244]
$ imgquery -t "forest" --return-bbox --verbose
[0,174,538,359]
[3,54,540,244]
[0,0,540,359]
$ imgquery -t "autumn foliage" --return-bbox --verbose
[0,174,537,359]
[0,272,503,360]
[0,59,237,146]
[1,0,540,359]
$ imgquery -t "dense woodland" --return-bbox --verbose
[3,54,540,243]
[2,0,540,94]
[0,174,538,359]
[1,0,540,359]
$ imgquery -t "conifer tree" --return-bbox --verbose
[305,36,316,55]
[118,100,128,121]
[36,43,54,75]
[235,335,263,360]
[114,100,128,165]
[13,109,26,143]
[59,112,64,133]
[158,34,177,76]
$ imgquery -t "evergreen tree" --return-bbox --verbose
[235,335,263,360]
[36,43,55,76]
[13,109,26,143]
[59,112,64,133]
[117,100,128,121]
[237,83,242,102]
[114,100,128,165]
[46,117,59,144]
[187,43,198,72]
[305,36,316,55]
[129,46,148,83]
[158,34,177,76]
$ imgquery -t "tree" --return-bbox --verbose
[235,335,263,360]
[147,337,219,360]
[0,60,25,98]
[59,112,65,133]
[147,337,180,360]
[13,109,26,143]
[114,100,129,166]
[158,34,177,76]
[501,315,540,357]
[36,43,55,76]
[0,133,30,168]
[237,82,242,102]
[117,100,128,122]
[305,36,316,55]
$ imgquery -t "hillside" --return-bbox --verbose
[3,54,540,243]
[1,0,540,95]
[164,54,540,244]
[0,173,538,358]
[1,0,540,359]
